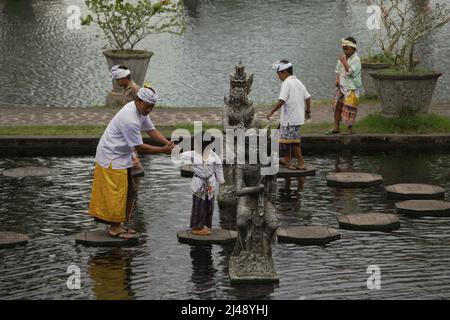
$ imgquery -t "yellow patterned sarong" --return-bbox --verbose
[89,162,128,223]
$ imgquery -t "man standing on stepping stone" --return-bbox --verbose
[266,60,311,170]
[89,87,175,239]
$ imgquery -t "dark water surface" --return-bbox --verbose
[0,0,449,107]
[1,151,450,299]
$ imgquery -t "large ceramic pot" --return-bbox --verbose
[103,49,154,106]
[371,72,442,116]
[361,62,391,97]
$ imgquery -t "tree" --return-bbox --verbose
[82,0,186,51]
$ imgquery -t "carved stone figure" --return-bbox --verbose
[228,164,278,283]
[222,61,255,130]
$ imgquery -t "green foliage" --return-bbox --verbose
[361,52,395,65]
[355,113,450,134]
[82,0,186,51]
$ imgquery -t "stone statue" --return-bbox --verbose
[218,61,256,226]
[228,164,278,283]
[222,61,255,130]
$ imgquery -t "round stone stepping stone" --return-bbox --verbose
[0,232,29,249]
[277,226,340,245]
[1,166,56,178]
[277,165,316,178]
[326,172,383,188]
[180,164,194,178]
[395,200,450,217]
[337,213,400,231]
[75,230,139,247]
[177,229,237,245]
[386,183,445,200]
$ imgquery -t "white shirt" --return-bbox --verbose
[278,75,311,126]
[95,101,155,169]
[178,150,225,199]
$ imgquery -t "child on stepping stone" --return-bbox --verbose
[175,133,225,236]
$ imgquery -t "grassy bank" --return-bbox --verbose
[1,113,449,136]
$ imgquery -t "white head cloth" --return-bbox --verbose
[341,38,357,49]
[137,87,159,104]
[111,65,131,79]
[272,61,293,72]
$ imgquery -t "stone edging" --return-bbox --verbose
[1,134,450,156]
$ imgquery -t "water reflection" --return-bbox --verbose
[0,0,448,107]
[189,245,218,299]
[1,152,450,299]
[89,249,135,300]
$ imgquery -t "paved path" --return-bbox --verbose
[0,103,448,126]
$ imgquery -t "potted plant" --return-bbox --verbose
[370,0,449,116]
[82,0,186,106]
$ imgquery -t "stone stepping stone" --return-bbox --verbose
[395,200,450,217]
[277,226,340,245]
[277,165,316,178]
[75,230,139,247]
[386,183,445,200]
[131,167,145,177]
[337,213,400,231]
[180,164,194,178]
[1,166,56,178]
[0,232,29,249]
[177,229,237,245]
[326,172,383,188]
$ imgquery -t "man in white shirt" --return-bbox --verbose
[89,87,175,239]
[266,60,311,170]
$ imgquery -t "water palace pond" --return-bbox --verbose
[1,151,450,299]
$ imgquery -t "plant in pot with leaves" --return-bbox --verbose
[82,0,185,106]
[361,0,408,97]
[370,0,449,116]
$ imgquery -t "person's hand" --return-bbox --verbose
[335,79,340,87]
[339,54,347,63]
[266,112,273,120]
[161,143,174,154]
[207,185,213,193]
[305,111,311,120]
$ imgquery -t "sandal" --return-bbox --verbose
[108,230,134,239]
[123,227,137,234]
[325,129,340,135]
[287,164,307,171]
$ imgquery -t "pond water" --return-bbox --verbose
[1,151,450,299]
[0,0,449,108]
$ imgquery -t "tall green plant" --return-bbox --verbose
[82,0,186,51]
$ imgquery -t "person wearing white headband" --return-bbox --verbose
[326,36,362,135]
[89,85,175,239]
[110,65,141,105]
[267,59,311,171]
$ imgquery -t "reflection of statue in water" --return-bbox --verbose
[229,164,278,283]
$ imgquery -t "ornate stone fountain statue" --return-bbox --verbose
[218,61,256,226]
[228,164,278,283]
[222,61,255,130]
[219,62,278,283]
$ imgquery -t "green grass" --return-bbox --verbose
[0,123,222,137]
[354,113,450,134]
[1,114,449,136]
